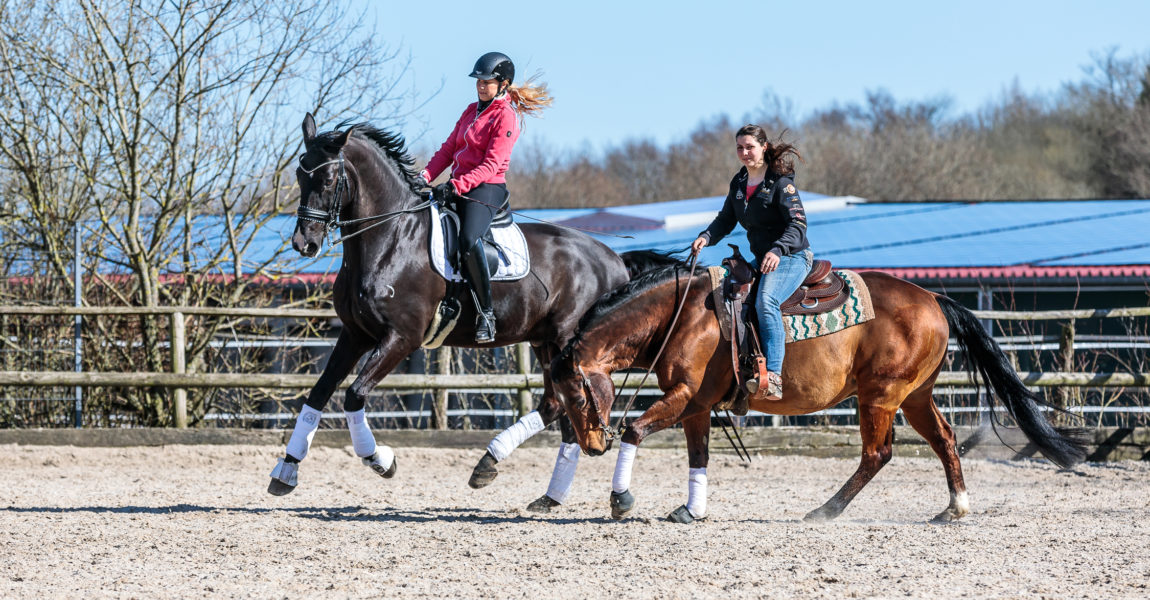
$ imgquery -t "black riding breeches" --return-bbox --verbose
[459,182,508,253]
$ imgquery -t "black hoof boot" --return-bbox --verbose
[610,489,635,520]
[526,494,562,513]
[468,451,499,489]
[667,505,703,524]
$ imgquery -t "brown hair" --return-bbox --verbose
[505,74,553,123]
[736,124,803,176]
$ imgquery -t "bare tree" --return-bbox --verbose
[0,0,428,424]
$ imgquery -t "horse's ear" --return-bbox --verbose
[302,113,317,143]
[333,126,353,148]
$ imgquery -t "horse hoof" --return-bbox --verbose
[267,478,296,496]
[267,458,298,496]
[363,452,397,479]
[526,495,561,513]
[667,505,702,524]
[930,508,966,524]
[468,451,499,489]
[610,490,635,520]
[802,506,838,523]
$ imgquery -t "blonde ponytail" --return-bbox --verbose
[506,74,553,122]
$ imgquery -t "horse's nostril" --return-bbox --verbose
[305,242,318,255]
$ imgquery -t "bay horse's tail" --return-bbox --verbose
[935,295,1088,468]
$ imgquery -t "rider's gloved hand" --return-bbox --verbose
[417,170,431,187]
[433,181,456,202]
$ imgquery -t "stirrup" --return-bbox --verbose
[475,310,496,343]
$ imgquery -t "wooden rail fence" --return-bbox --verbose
[3,304,1149,428]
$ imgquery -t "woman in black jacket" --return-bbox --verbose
[691,124,813,400]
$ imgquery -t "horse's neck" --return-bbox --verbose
[586,285,677,371]
[340,148,426,270]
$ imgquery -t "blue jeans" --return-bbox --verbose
[756,249,813,372]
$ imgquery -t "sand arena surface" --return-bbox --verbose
[1,443,1147,599]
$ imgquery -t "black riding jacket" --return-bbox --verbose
[698,167,810,263]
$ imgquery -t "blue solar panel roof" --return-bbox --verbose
[112,197,1148,276]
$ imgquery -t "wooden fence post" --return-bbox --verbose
[170,311,187,428]
[1057,320,1076,425]
[432,346,450,429]
[516,343,533,420]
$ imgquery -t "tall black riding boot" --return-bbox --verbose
[463,239,496,343]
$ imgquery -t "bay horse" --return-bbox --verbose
[269,113,630,498]
[550,256,1087,523]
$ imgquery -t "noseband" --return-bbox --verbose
[296,154,348,234]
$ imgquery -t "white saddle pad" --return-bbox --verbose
[428,202,530,282]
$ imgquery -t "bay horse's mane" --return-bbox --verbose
[316,121,423,195]
[557,251,699,362]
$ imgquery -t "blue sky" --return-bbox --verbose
[362,0,1150,156]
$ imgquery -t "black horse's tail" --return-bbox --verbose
[935,295,1088,468]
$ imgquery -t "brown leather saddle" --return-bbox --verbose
[709,246,851,414]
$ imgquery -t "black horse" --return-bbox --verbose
[269,113,630,498]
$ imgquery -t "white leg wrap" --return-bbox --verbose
[285,405,322,461]
[486,411,545,462]
[544,442,581,504]
[344,409,377,458]
[612,442,638,493]
[686,467,708,518]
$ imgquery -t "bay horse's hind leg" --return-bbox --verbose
[901,381,969,523]
[804,397,901,522]
[269,331,368,496]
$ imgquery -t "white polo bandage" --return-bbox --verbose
[285,405,323,461]
[344,409,377,458]
[545,442,581,504]
[686,467,707,518]
[486,411,545,462]
[612,442,638,493]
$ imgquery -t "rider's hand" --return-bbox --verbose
[433,181,456,201]
[690,236,707,255]
[760,252,780,273]
[418,170,431,186]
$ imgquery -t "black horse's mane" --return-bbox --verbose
[315,121,423,194]
[556,251,698,362]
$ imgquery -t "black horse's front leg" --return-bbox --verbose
[338,328,423,481]
[269,331,369,496]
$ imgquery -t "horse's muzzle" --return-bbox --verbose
[292,230,319,257]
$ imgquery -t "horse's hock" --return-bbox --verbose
[1,426,1146,461]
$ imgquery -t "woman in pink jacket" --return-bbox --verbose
[419,51,551,343]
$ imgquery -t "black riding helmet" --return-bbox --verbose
[469,52,515,85]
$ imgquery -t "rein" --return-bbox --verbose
[590,251,700,440]
[295,152,432,246]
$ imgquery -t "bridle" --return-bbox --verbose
[296,155,348,233]
[577,364,617,444]
[295,151,432,246]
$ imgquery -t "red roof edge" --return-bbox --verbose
[857,265,1150,279]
